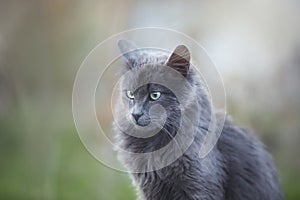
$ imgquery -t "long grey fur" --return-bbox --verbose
[114,40,284,200]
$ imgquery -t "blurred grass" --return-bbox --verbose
[0,111,136,200]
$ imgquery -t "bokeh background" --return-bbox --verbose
[1,0,300,199]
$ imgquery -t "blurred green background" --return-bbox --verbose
[0,0,300,199]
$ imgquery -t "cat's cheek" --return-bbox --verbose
[125,112,133,123]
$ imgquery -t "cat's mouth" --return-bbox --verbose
[133,118,151,127]
[129,112,152,127]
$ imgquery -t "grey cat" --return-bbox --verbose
[114,40,284,200]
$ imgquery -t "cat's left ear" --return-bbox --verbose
[118,39,139,68]
[166,45,190,77]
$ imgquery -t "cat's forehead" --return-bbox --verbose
[121,63,189,95]
[120,48,192,92]
[122,64,166,89]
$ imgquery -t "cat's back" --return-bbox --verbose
[216,118,284,200]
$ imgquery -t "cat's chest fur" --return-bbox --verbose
[125,146,225,200]
[118,136,226,200]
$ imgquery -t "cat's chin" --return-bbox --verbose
[135,121,150,127]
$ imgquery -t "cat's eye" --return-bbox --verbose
[126,90,135,99]
[149,92,161,101]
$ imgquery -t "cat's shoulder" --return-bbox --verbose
[217,115,266,157]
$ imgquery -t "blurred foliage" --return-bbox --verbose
[0,1,300,199]
[0,120,135,200]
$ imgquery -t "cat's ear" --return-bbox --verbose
[166,45,190,77]
[118,39,139,68]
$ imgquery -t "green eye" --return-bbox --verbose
[126,90,134,99]
[149,92,161,101]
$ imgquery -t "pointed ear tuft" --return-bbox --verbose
[118,39,137,55]
[118,39,139,67]
[166,45,190,77]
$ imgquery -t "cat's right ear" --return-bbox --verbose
[118,39,139,68]
[166,45,190,77]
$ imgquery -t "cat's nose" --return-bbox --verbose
[132,112,143,122]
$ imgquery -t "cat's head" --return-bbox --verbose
[116,40,193,131]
